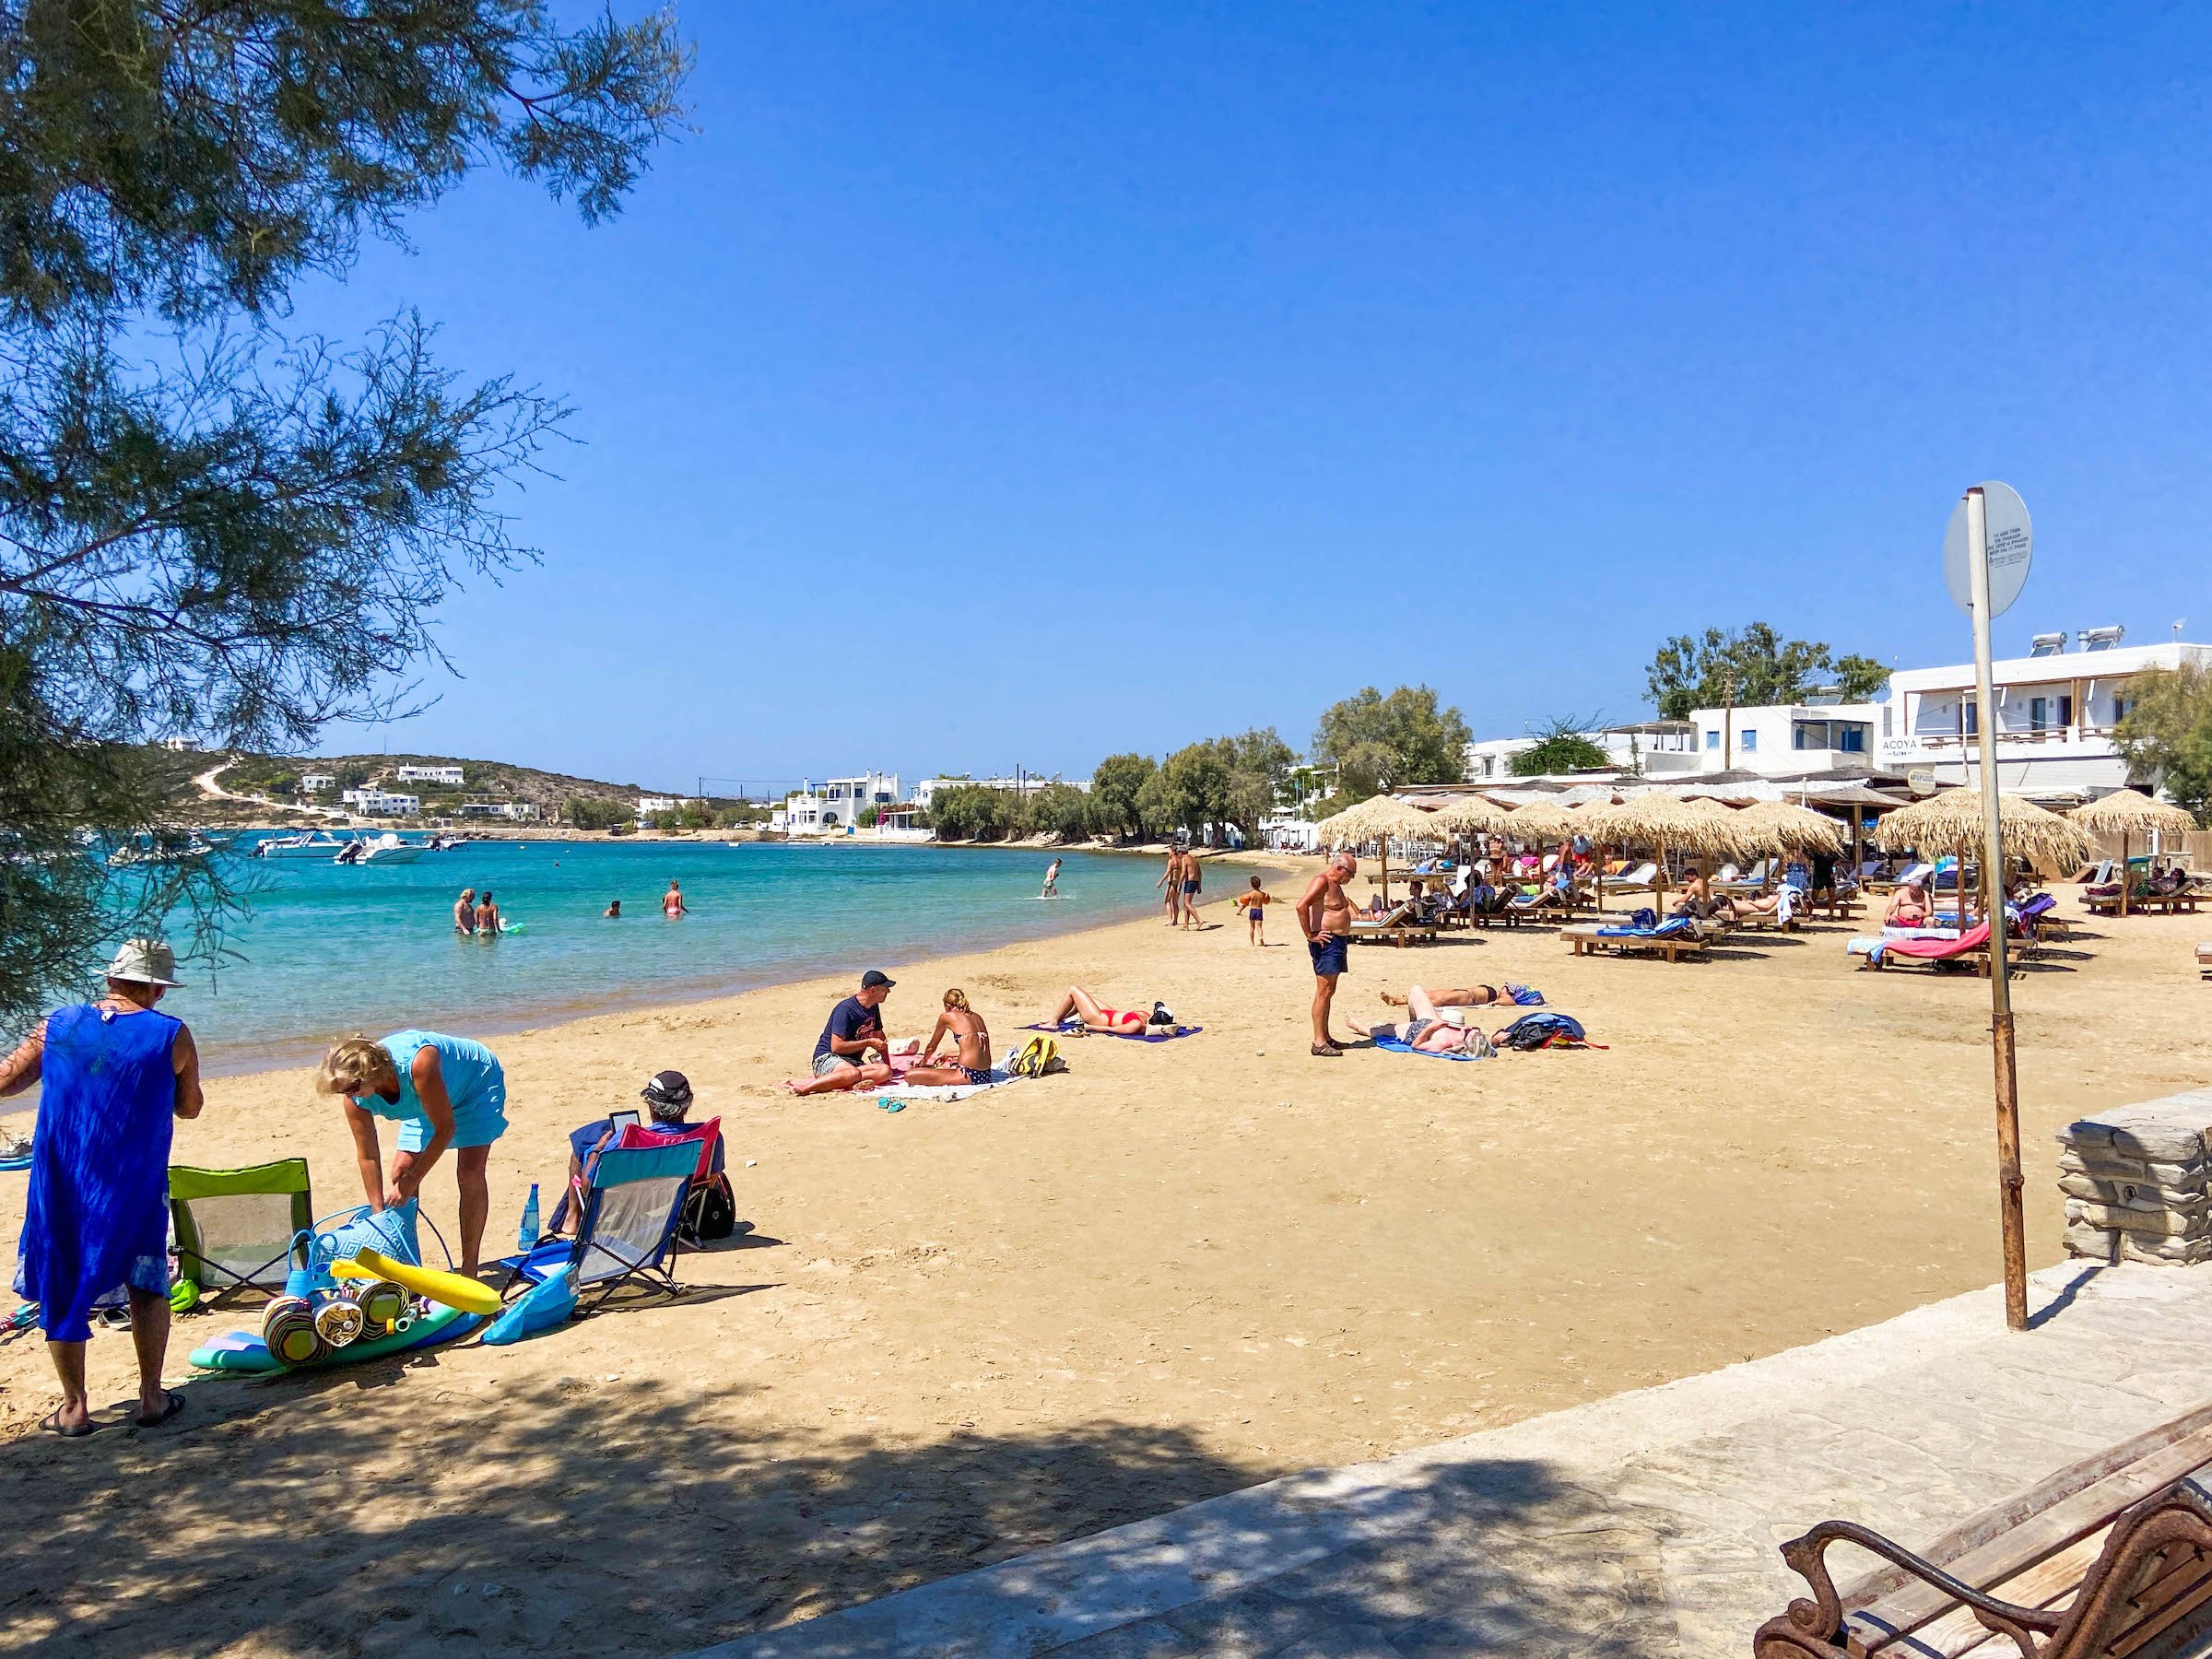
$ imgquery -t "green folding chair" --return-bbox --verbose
[169,1159,314,1306]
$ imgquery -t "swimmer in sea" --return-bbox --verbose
[474,890,500,936]
[453,888,477,935]
[604,900,622,918]
[663,879,687,918]
[1041,857,1062,899]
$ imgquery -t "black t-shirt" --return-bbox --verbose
[813,994,883,1062]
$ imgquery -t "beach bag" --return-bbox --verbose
[311,1199,423,1271]
[1627,907,1657,930]
[1503,983,1545,1006]
[681,1172,737,1245]
[1499,1012,1591,1051]
[1006,1035,1065,1078]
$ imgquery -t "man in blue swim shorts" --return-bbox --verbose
[1297,852,1359,1057]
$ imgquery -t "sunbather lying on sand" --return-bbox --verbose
[1379,982,1531,1011]
[1350,985,1501,1053]
[1041,985,1169,1035]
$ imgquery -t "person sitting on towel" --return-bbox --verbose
[899,988,996,1087]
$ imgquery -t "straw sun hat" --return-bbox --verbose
[104,938,183,988]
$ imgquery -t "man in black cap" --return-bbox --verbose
[549,1068,704,1235]
[792,970,897,1096]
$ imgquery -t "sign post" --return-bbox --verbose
[1945,481,2033,1332]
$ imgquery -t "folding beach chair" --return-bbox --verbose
[169,1159,314,1306]
[500,1136,702,1312]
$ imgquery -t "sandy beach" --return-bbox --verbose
[4,871,2209,1655]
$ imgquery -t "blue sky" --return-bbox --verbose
[297,4,2212,792]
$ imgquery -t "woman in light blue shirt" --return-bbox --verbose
[316,1030,508,1275]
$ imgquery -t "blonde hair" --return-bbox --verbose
[942,987,971,1012]
[317,1036,395,1098]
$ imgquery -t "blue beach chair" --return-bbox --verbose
[499,1140,700,1312]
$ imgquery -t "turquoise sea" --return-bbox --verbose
[101,841,1177,1075]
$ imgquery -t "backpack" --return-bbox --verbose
[1006,1034,1066,1078]
[681,1172,737,1244]
[1499,1012,1591,1051]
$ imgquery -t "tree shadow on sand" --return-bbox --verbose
[0,1349,1277,1658]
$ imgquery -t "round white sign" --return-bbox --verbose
[1944,481,2032,618]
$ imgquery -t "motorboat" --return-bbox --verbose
[106,832,218,867]
[335,832,426,865]
[253,830,358,860]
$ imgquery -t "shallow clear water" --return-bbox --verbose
[126,841,1175,1073]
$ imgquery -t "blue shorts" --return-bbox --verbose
[1309,935,1350,978]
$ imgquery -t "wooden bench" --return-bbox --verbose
[1560,924,1710,963]
[1755,1401,2212,1657]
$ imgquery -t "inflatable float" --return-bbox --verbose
[332,1246,502,1315]
[190,1301,481,1374]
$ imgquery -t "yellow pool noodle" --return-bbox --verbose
[331,1247,502,1316]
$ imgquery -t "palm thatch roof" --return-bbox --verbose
[1677,794,1762,860]
[1735,799,1848,855]
[1579,791,1740,856]
[1874,787,2094,868]
[1425,794,1513,836]
[1312,794,1441,850]
[1502,798,1578,840]
[2071,790,2199,839]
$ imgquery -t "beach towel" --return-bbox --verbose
[875,1069,1020,1107]
[1371,1033,1487,1062]
[15,1005,182,1341]
[1850,922,1992,967]
[1026,1021,1205,1042]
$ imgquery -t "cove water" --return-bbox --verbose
[132,841,1174,1074]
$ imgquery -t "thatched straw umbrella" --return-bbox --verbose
[2072,790,2200,916]
[1875,788,2094,924]
[1428,793,1512,850]
[1580,792,1733,911]
[1678,795,1761,868]
[1735,800,1847,860]
[1313,794,1439,907]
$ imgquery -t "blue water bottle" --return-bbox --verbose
[518,1182,541,1250]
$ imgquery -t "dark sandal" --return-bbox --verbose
[40,1409,97,1438]
[134,1390,186,1429]
[1310,1042,1343,1057]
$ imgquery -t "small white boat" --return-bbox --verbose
[336,832,426,865]
[107,832,217,867]
[253,830,358,860]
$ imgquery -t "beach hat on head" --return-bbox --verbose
[861,970,894,989]
[641,1070,692,1118]
[105,939,182,988]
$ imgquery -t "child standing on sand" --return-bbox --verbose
[1241,876,1277,945]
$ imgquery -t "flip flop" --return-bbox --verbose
[39,1409,96,1439]
[133,1390,186,1430]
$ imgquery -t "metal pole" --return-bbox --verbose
[1966,487,2029,1332]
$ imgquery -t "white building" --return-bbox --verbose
[1688,698,1885,776]
[341,788,418,815]
[299,773,335,793]
[1463,721,1700,782]
[635,794,697,827]
[1882,629,2212,794]
[456,800,541,821]
[395,764,465,786]
[771,772,905,833]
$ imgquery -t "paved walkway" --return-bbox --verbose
[685,1261,2212,1658]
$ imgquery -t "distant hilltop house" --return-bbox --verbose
[158,735,194,752]
[456,798,542,821]
[298,773,335,793]
[395,764,465,786]
[636,794,702,826]
[341,787,418,816]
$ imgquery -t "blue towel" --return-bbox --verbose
[15,1005,182,1341]
[1371,1034,1482,1063]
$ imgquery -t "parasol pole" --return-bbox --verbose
[2120,829,2130,917]
[1964,486,2027,1333]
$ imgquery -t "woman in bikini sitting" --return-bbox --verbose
[903,988,995,1086]
[1041,985,1156,1036]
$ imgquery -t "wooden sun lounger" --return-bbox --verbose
[1560,923,1710,963]
[1347,922,1441,947]
[2088,891,2201,917]
[1756,1399,2212,1657]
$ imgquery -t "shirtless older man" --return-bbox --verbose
[1298,852,1358,1056]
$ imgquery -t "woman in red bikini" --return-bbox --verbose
[1040,985,1161,1036]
